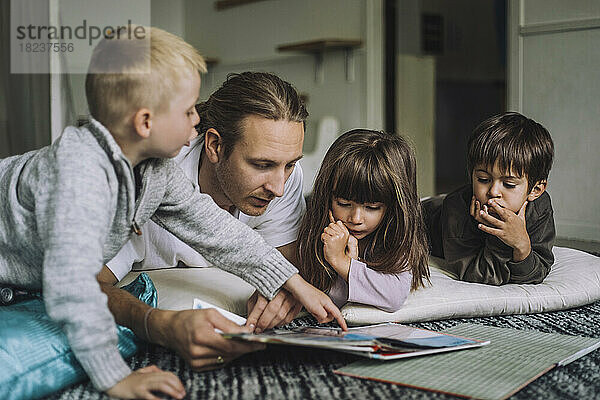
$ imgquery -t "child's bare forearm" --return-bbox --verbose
[328,255,351,281]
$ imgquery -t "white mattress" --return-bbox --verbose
[119,246,600,325]
[343,246,600,325]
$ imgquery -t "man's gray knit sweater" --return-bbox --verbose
[0,119,298,391]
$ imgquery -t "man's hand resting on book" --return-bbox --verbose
[97,266,344,379]
[149,308,265,370]
[98,266,266,373]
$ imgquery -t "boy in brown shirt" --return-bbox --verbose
[423,112,555,285]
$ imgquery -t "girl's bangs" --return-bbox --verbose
[331,154,392,205]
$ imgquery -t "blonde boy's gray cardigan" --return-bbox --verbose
[0,119,298,391]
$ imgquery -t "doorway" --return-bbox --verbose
[389,0,507,195]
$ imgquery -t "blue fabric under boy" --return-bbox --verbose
[0,273,157,400]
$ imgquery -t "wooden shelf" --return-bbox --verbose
[277,39,363,83]
[204,57,220,68]
[214,0,267,11]
[277,39,363,53]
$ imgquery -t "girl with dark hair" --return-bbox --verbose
[297,129,429,312]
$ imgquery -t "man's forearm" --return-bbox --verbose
[98,282,151,340]
[98,281,178,349]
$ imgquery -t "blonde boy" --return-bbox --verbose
[0,27,344,399]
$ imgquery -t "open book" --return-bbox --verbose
[193,298,489,360]
[223,323,489,360]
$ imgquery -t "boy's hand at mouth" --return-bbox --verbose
[475,199,532,262]
[470,196,493,227]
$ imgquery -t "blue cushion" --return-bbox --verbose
[0,273,157,400]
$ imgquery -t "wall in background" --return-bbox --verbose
[508,0,600,241]
[185,0,364,65]
[60,0,383,194]
[151,0,185,38]
[396,54,435,197]
[62,0,186,133]
[185,0,382,193]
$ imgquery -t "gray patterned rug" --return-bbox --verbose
[47,251,600,400]
[45,300,600,400]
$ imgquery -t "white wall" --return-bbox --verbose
[198,53,366,157]
[397,54,436,198]
[151,0,185,38]
[185,0,364,65]
[62,0,187,128]
[184,0,383,192]
[508,0,600,241]
[62,0,383,181]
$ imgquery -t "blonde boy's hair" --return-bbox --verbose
[85,26,206,132]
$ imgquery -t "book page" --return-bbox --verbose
[350,323,480,348]
[224,322,485,357]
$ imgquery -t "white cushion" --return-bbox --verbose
[119,267,254,317]
[342,246,600,325]
[120,246,600,325]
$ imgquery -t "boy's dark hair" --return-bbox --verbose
[196,72,308,158]
[467,112,554,190]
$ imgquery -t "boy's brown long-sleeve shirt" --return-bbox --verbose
[423,185,555,285]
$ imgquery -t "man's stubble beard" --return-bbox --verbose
[215,161,268,217]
